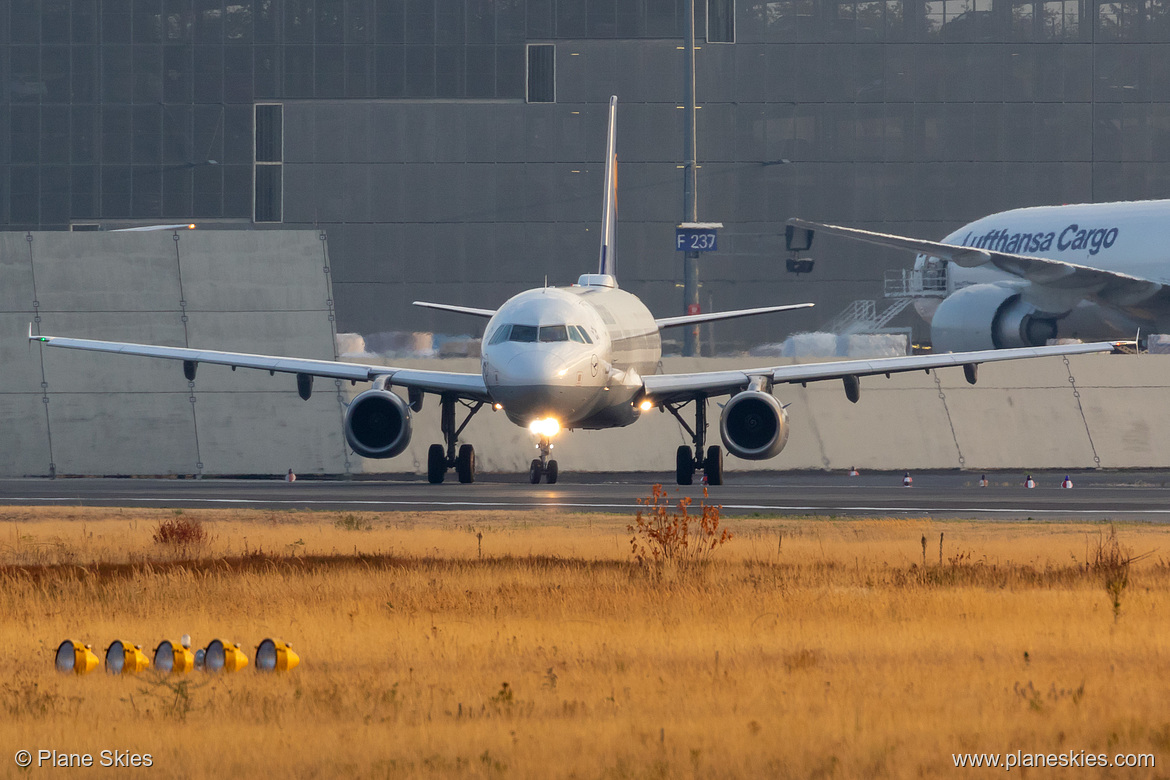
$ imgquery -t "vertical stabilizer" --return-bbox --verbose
[598,95,618,277]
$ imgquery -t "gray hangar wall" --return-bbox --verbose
[2,230,348,477]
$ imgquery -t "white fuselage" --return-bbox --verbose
[918,199,1170,335]
[480,278,661,430]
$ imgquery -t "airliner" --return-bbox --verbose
[788,199,1170,352]
[32,98,1126,485]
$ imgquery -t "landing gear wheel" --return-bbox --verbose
[427,444,446,484]
[546,460,559,484]
[529,459,543,484]
[676,445,695,486]
[704,446,723,486]
[456,444,476,484]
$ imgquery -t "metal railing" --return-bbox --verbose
[822,297,915,335]
[884,268,948,298]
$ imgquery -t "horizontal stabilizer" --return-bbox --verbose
[412,301,497,318]
[655,302,814,329]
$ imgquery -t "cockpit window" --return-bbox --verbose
[538,325,569,342]
[499,323,591,344]
[509,324,539,342]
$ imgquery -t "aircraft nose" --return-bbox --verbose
[501,349,570,386]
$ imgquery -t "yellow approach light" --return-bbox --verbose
[203,639,249,672]
[105,641,150,675]
[255,639,300,672]
[153,640,195,674]
[55,640,99,675]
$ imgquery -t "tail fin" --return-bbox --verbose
[598,95,618,277]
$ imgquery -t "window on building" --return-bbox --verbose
[526,43,555,103]
[254,103,282,222]
[708,0,735,41]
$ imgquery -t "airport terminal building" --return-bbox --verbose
[3,0,1169,349]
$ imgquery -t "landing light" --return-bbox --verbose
[493,403,503,411]
[639,399,654,411]
[55,640,99,675]
[255,638,300,672]
[528,417,560,437]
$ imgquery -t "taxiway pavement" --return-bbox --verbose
[0,471,1168,520]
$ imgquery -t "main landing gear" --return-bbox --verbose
[663,396,723,486]
[427,395,483,484]
[529,435,559,484]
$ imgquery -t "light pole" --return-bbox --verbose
[682,0,700,357]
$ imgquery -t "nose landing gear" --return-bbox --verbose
[427,395,483,484]
[528,435,559,484]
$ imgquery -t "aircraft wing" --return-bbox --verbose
[642,340,1123,404]
[787,218,1163,306]
[654,302,814,329]
[30,330,491,401]
[412,301,497,318]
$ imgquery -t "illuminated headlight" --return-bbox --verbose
[203,639,249,673]
[255,638,300,672]
[528,417,560,437]
[55,640,99,675]
[104,641,150,675]
[153,640,195,674]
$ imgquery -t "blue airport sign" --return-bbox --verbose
[676,225,719,252]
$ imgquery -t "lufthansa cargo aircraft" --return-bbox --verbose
[33,98,1125,485]
[788,200,1170,353]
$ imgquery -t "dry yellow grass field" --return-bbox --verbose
[2,501,1169,778]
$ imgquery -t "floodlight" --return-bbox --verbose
[104,641,150,675]
[203,639,248,672]
[255,639,300,672]
[55,640,99,675]
[153,640,195,674]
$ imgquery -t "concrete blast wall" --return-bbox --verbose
[354,352,1170,475]
[2,230,347,477]
[4,229,1170,476]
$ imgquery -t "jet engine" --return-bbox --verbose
[344,389,412,458]
[930,283,1064,352]
[719,390,789,460]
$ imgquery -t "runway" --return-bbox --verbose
[2,470,1169,520]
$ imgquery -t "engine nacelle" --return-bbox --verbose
[344,389,412,459]
[931,283,1064,352]
[719,390,790,461]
